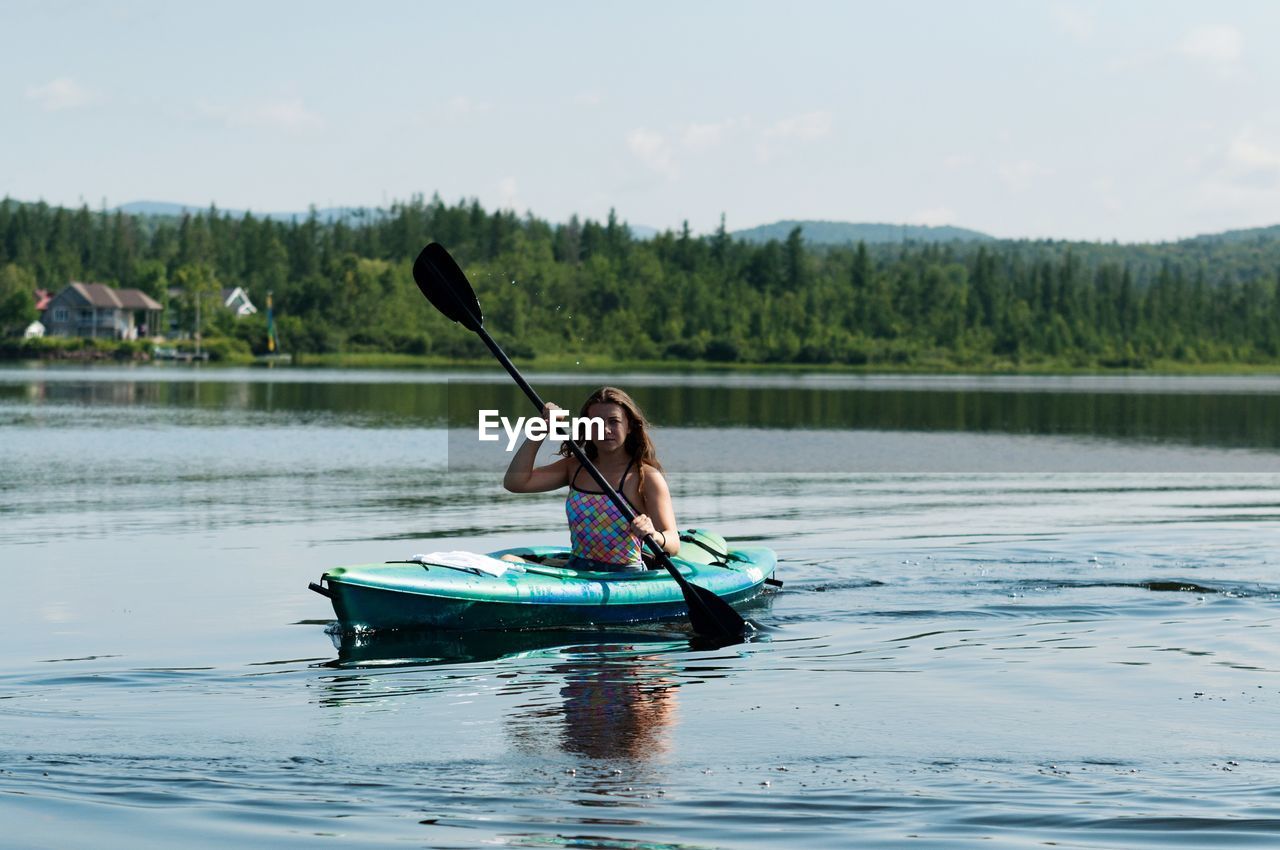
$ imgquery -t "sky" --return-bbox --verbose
[4,0,1279,243]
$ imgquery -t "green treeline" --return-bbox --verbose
[2,196,1280,368]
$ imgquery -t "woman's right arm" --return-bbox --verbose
[503,404,572,493]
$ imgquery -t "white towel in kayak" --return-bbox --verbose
[408,551,524,576]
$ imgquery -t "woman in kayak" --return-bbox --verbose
[503,386,677,573]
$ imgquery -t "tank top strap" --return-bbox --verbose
[570,456,637,496]
[617,457,636,489]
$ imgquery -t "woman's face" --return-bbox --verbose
[587,402,630,452]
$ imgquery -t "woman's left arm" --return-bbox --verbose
[632,468,679,556]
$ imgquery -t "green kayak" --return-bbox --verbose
[310,530,778,632]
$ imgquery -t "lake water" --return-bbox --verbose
[1,364,1278,848]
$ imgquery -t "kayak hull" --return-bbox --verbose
[316,544,777,632]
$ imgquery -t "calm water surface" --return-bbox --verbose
[1,365,1278,848]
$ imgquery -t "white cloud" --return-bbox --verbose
[40,602,75,623]
[249,99,323,130]
[25,77,92,111]
[1229,135,1280,170]
[1196,175,1280,227]
[1191,129,1280,229]
[447,95,491,115]
[908,207,956,226]
[682,120,735,152]
[683,122,722,151]
[1049,3,1095,40]
[1220,129,1280,188]
[754,111,833,163]
[1089,177,1123,212]
[497,176,521,211]
[997,159,1051,191]
[203,97,324,131]
[765,110,833,141]
[637,111,827,171]
[627,128,677,177]
[1179,24,1243,71]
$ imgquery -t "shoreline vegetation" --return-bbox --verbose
[3,195,1280,375]
[2,336,1278,376]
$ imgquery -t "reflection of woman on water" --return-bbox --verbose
[558,657,677,760]
[506,652,678,761]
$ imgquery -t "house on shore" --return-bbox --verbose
[42,282,164,340]
[222,286,257,316]
[164,285,257,335]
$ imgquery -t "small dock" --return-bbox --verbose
[253,353,294,365]
[153,346,210,363]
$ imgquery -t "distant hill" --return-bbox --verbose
[118,200,659,238]
[9,199,1274,246]
[732,219,994,245]
[115,201,379,224]
[1184,223,1280,244]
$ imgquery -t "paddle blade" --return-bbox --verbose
[412,242,483,332]
[680,581,748,639]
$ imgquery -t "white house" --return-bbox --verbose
[221,286,258,316]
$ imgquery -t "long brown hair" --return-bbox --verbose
[558,386,662,491]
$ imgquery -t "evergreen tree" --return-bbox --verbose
[0,264,37,333]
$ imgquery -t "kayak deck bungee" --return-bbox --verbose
[311,533,778,632]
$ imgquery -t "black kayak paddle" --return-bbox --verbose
[411,242,748,640]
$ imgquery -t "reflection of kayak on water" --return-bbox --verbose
[310,529,779,633]
[325,625,694,669]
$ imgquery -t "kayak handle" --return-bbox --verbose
[308,580,333,598]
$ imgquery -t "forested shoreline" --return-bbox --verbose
[2,196,1279,369]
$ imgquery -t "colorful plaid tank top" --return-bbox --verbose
[565,459,642,567]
